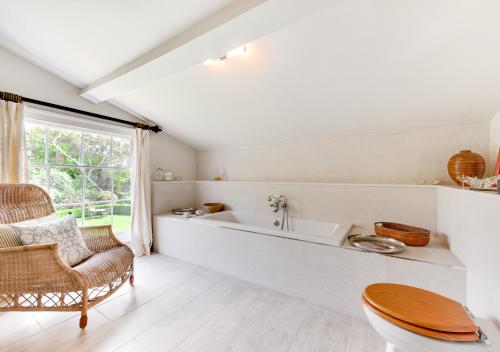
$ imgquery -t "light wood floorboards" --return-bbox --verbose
[0,254,385,352]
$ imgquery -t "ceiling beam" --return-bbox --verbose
[81,0,332,103]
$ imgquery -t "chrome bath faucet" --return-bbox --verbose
[267,194,289,230]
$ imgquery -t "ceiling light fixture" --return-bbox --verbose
[204,45,248,66]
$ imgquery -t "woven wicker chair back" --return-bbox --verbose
[0,183,55,224]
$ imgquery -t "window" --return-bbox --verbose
[25,119,132,234]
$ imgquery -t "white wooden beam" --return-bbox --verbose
[81,0,332,103]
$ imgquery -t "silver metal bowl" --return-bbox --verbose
[172,208,197,215]
[348,234,406,254]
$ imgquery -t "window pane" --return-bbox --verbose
[113,169,131,200]
[83,132,111,166]
[25,124,46,164]
[29,167,48,191]
[55,205,83,226]
[49,167,82,204]
[113,201,131,233]
[84,203,111,226]
[84,168,112,202]
[112,136,131,167]
[47,127,81,165]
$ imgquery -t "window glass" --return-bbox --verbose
[84,203,112,226]
[83,132,111,166]
[112,201,131,233]
[29,167,48,191]
[113,169,131,201]
[112,136,131,167]
[55,205,84,226]
[84,168,113,202]
[25,124,46,163]
[47,127,81,165]
[25,118,132,234]
[49,167,82,204]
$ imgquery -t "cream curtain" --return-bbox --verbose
[131,129,152,256]
[0,100,28,183]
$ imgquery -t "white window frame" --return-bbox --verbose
[25,107,133,234]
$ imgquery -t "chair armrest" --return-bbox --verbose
[0,244,84,293]
[79,225,123,253]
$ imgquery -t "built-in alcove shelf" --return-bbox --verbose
[439,185,500,199]
[343,226,464,269]
[151,180,196,184]
[152,180,499,196]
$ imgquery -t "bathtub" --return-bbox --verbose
[153,212,466,317]
[193,210,351,246]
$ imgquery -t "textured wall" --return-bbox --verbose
[197,125,489,185]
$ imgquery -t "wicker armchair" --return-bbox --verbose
[0,184,134,328]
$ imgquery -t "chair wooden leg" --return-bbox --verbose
[79,314,88,329]
[80,289,88,329]
[129,263,134,286]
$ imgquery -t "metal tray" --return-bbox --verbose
[172,208,197,215]
[348,234,406,254]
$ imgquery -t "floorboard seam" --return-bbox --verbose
[285,303,313,352]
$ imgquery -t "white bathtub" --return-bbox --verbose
[194,210,351,246]
[153,212,466,317]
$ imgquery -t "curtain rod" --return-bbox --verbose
[0,91,162,133]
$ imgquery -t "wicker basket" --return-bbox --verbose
[374,222,430,247]
[202,203,224,213]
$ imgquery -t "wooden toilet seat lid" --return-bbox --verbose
[363,283,477,334]
[363,298,479,342]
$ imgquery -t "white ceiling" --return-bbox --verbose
[0,0,239,86]
[2,0,500,150]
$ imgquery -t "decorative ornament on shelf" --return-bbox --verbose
[210,167,227,181]
[447,150,486,185]
[153,167,165,181]
[457,175,500,191]
[164,169,174,181]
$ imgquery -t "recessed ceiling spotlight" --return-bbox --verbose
[204,45,248,66]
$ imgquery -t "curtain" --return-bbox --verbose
[0,100,28,183]
[131,129,152,256]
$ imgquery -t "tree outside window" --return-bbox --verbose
[26,122,132,233]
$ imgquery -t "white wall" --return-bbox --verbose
[0,46,197,179]
[437,187,500,321]
[150,133,196,181]
[197,124,489,184]
[195,181,437,231]
[491,112,500,175]
[151,182,196,216]
[0,46,135,122]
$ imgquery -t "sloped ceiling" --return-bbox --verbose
[2,0,500,150]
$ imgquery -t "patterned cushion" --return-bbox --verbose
[0,225,22,248]
[12,216,93,266]
[0,214,59,249]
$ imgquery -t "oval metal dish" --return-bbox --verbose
[172,208,196,215]
[348,234,406,254]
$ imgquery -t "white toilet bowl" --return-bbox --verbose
[363,305,494,352]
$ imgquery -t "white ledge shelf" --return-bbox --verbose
[438,185,500,200]
[151,180,196,184]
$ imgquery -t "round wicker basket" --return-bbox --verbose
[374,222,430,247]
[202,203,224,213]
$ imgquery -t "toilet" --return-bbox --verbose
[362,283,494,352]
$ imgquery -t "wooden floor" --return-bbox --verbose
[0,254,385,352]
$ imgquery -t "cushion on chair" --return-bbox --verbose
[73,245,133,287]
[12,216,93,266]
[0,225,22,248]
[0,215,66,249]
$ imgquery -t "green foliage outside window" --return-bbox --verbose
[25,122,132,233]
